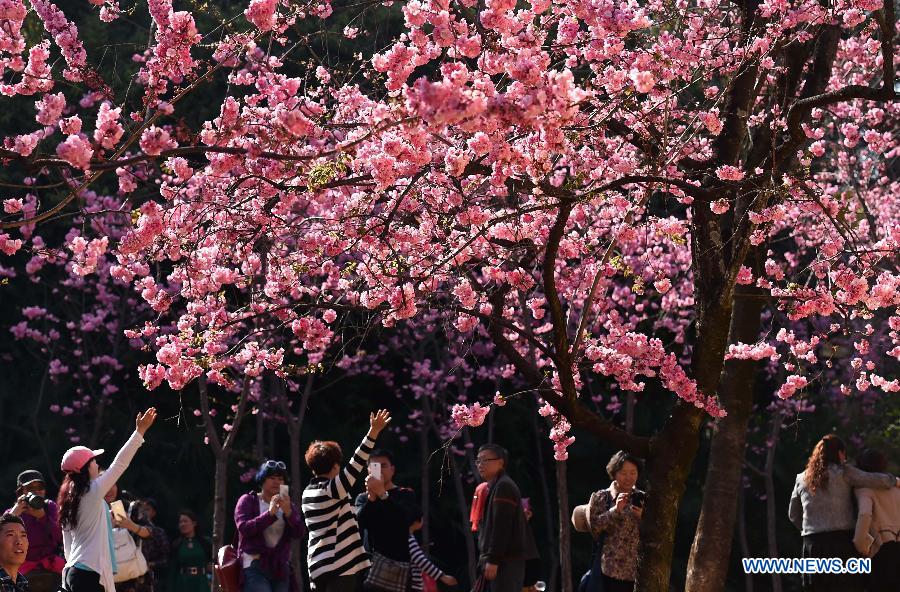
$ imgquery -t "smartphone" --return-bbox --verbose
[109,500,126,520]
[279,484,289,498]
[369,461,382,480]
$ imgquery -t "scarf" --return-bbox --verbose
[470,482,491,532]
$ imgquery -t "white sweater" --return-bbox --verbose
[62,431,144,592]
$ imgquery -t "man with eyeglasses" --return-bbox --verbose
[474,445,537,592]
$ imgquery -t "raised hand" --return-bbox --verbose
[136,407,158,435]
[369,409,392,437]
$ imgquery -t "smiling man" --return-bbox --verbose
[0,513,30,592]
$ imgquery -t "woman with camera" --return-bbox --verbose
[9,470,64,592]
[571,451,645,592]
[57,408,157,592]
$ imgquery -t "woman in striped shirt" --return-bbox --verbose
[302,410,391,592]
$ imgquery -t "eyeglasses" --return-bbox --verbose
[475,457,501,465]
[262,460,286,470]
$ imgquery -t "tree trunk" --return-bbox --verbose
[557,460,573,592]
[763,414,783,592]
[420,410,431,550]
[736,484,753,592]
[213,455,228,552]
[279,376,313,592]
[199,376,251,572]
[636,301,733,592]
[531,407,559,592]
[450,454,478,584]
[685,291,765,592]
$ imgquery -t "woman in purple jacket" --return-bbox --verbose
[234,460,305,592]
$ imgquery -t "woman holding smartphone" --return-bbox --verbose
[58,408,157,592]
[234,460,305,592]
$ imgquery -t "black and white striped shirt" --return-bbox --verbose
[302,434,374,585]
[409,534,444,592]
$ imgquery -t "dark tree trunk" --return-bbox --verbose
[557,460,573,592]
[213,455,228,552]
[199,376,250,572]
[763,414,783,592]
[635,300,733,592]
[420,407,431,550]
[685,290,765,592]
[531,411,560,592]
[736,484,753,592]
[278,376,314,592]
[451,454,478,584]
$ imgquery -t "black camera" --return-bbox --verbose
[25,492,46,510]
[630,490,645,508]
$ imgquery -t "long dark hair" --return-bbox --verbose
[57,464,93,530]
[804,434,846,494]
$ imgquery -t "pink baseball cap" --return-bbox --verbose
[61,446,105,472]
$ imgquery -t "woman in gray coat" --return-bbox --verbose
[789,434,900,592]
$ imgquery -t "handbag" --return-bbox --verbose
[364,551,410,592]
[113,528,149,582]
[214,544,241,592]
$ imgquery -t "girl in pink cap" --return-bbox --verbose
[57,408,157,592]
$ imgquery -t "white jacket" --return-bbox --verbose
[62,431,144,592]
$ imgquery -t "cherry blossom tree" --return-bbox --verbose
[1,0,899,590]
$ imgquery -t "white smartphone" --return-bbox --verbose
[109,500,126,520]
[369,461,382,480]
[279,484,289,498]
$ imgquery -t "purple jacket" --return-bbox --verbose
[234,492,305,582]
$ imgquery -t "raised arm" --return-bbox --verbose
[94,408,156,494]
[329,409,391,499]
[843,465,898,490]
[235,494,277,537]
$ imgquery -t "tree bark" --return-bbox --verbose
[736,484,753,592]
[685,290,765,592]
[763,413,783,592]
[557,460,573,592]
[278,375,314,592]
[531,410,560,592]
[420,403,431,550]
[450,454,478,584]
[635,298,733,592]
[199,376,250,560]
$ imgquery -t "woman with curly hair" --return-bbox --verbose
[789,434,900,591]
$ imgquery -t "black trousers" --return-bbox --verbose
[801,530,864,592]
[64,568,104,592]
[869,540,900,592]
[313,572,362,592]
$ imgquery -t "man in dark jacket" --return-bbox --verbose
[354,450,420,561]
[475,444,538,592]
